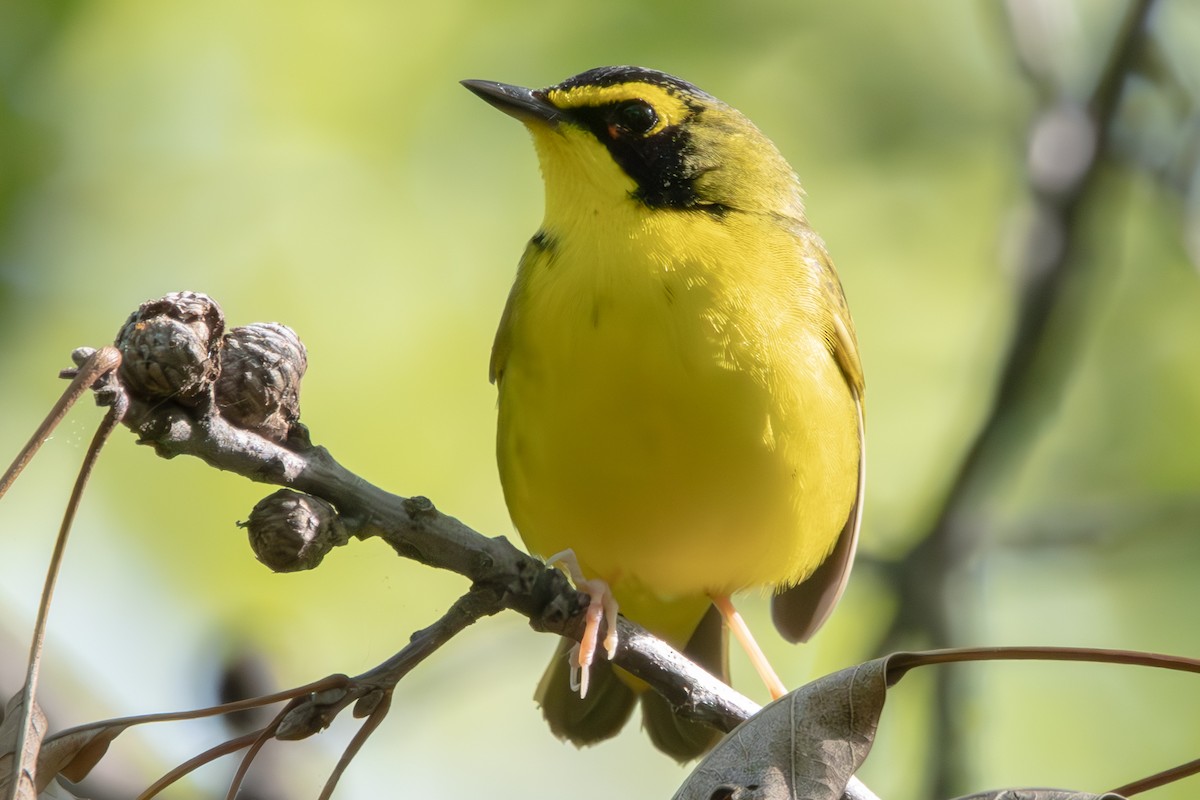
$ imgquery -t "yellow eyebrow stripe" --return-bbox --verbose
[545,83,692,134]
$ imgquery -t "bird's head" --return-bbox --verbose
[463,66,806,223]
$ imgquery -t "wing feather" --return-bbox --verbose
[772,241,865,643]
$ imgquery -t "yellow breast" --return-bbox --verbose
[493,196,859,642]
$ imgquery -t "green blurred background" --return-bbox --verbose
[2,0,1198,797]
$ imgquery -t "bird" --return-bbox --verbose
[462,66,865,761]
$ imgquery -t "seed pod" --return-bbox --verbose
[214,323,307,441]
[242,489,345,572]
[115,292,224,405]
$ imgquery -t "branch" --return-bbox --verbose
[54,293,882,799]
[119,369,763,732]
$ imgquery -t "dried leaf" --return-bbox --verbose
[37,724,129,785]
[0,690,47,800]
[2,693,126,795]
[673,658,887,800]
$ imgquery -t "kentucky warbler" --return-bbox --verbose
[463,66,865,761]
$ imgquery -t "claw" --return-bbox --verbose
[546,549,618,699]
[567,643,584,694]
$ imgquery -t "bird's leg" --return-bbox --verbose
[545,549,618,699]
[711,595,787,700]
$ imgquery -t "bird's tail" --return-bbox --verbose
[534,603,729,762]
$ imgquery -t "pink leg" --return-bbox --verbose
[712,595,787,700]
[546,549,618,699]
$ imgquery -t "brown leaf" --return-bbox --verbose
[673,658,888,800]
[36,723,129,786]
[0,689,48,799]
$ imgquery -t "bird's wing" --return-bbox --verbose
[771,390,864,642]
[489,289,515,386]
[772,242,866,643]
[824,251,865,399]
[490,237,544,385]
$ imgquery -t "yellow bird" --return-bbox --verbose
[464,66,865,761]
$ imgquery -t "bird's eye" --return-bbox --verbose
[614,101,658,135]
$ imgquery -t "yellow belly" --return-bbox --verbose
[495,210,859,645]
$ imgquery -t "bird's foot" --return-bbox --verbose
[546,549,618,699]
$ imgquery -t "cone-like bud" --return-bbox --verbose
[242,489,346,572]
[215,323,307,441]
[115,292,224,405]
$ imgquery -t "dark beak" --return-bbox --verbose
[461,79,564,125]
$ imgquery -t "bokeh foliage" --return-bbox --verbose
[1,0,1198,797]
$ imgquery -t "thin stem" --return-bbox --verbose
[886,645,1200,683]
[136,730,265,800]
[353,586,503,689]
[318,694,392,800]
[0,346,120,500]
[1112,756,1200,796]
[46,674,350,745]
[6,389,125,800]
[225,694,314,800]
